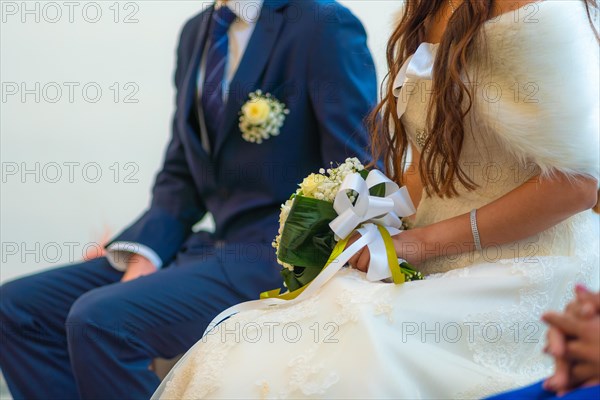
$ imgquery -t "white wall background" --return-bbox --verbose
[0,1,402,282]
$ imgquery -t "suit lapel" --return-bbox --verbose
[180,7,213,159]
[213,0,289,157]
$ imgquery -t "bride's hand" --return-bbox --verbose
[391,228,425,265]
[346,233,370,272]
[346,228,425,272]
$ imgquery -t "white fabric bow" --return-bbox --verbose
[329,170,416,281]
[329,170,416,240]
[393,42,438,119]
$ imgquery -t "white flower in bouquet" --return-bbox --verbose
[272,198,295,271]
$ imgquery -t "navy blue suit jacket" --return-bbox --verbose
[109,0,377,267]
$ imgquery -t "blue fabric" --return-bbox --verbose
[487,380,600,400]
[1,244,279,399]
[201,6,237,144]
[109,0,377,266]
[0,1,377,399]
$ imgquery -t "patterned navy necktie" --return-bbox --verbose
[201,5,237,145]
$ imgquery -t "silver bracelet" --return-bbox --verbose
[470,208,482,252]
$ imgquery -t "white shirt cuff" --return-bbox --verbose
[105,242,163,271]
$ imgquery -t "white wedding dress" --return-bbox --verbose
[154,2,599,399]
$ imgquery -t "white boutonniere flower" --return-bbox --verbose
[239,90,289,144]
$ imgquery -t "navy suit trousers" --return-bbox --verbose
[0,242,280,399]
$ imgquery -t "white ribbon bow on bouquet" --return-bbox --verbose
[201,170,416,338]
[329,170,416,282]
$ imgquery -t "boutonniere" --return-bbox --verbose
[239,90,289,144]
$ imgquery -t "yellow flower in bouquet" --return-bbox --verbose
[299,173,326,197]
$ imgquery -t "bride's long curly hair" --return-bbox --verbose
[370,0,599,198]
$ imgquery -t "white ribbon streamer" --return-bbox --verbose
[357,224,406,282]
[202,225,379,338]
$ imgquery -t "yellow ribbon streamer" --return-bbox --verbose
[261,236,350,301]
[377,225,405,284]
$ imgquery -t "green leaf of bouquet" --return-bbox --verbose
[281,268,302,292]
[292,266,323,287]
[369,182,386,197]
[358,169,385,197]
[277,195,338,269]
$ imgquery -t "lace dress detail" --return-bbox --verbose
[154,2,599,399]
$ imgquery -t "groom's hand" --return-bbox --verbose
[121,253,157,282]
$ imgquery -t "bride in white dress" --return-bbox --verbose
[155,1,599,398]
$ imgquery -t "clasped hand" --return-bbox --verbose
[542,286,600,395]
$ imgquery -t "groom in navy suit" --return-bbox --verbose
[0,1,376,398]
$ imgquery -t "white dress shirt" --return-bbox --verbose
[200,0,262,99]
[106,0,263,272]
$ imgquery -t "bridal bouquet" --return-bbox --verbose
[205,158,421,334]
[271,158,422,294]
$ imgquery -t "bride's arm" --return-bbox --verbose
[349,1,599,270]
[349,154,597,270]
[396,171,598,265]
[397,0,600,265]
